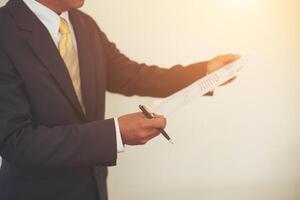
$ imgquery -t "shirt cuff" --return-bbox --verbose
[114,118,125,153]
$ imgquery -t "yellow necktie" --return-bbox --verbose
[59,18,85,113]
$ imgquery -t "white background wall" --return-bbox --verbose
[1,0,300,200]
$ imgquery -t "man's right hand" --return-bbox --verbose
[118,112,167,145]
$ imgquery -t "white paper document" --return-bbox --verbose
[153,58,247,116]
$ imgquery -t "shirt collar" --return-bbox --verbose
[22,0,71,35]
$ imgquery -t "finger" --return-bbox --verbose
[216,54,239,65]
[143,117,167,129]
[146,128,161,140]
[152,113,164,118]
[217,54,240,61]
[220,76,237,86]
[216,54,240,65]
[139,128,160,145]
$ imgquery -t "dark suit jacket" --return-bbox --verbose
[0,0,208,199]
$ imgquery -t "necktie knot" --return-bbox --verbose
[59,18,70,34]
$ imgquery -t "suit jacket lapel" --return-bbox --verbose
[70,11,97,120]
[27,31,86,119]
[7,0,85,119]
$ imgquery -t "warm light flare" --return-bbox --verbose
[216,0,257,9]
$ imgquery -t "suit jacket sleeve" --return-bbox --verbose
[0,47,117,169]
[95,25,209,98]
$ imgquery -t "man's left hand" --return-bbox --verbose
[207,54,240,74]
[207,54,240,87]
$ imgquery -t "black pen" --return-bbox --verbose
[139,105,173,144]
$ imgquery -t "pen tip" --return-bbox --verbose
[169,139,174,144]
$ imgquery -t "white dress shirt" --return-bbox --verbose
[22,0,124,153]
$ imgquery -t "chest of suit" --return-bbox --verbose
[1,9,108,126]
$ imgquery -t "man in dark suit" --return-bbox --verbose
[0,0,239,199]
